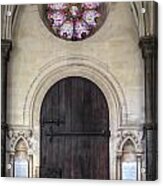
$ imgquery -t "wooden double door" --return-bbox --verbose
[40,77,110,179]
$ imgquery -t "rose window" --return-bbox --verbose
[45,3,107,41]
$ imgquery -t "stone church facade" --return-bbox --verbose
[1,2,158,180]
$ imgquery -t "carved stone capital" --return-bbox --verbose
[139,36,157,59]
[144,122,157,130]
[1,39,12,62]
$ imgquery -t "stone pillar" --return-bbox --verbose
[139,36,158,180]
[116,154,122,180]
[137,155,142,181]
[1,39,12,177]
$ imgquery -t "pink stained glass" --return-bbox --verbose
[48,11,66,27]
[82,3,100,9]
[48,3,68,10]
[75,20,90,39]
[46,2,105,41]
[83,10,101,27]
[59,20,74,39]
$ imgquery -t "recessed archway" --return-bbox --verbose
[23,57,127,178]
[40,76,110,179]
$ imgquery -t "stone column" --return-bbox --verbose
[139,36,158,180]
[136,155,142,181]
[1,39,12,177]
[116,153,122,180]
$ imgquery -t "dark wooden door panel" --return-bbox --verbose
[40,77,109,179]
[41,136,109,179]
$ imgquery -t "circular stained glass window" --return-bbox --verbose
[42,3,107,41]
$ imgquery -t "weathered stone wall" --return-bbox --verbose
[6,3,145,179]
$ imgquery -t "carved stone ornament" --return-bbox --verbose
[7,128,33,152]
[116,129,144,155]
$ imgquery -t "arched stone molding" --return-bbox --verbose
[15,138,28,151]
[1,5,20,40]
[24,55,127,128]
[13,136,28,152]
[130,1,157,37]
[23,56,127,179]
[130,2,145,37]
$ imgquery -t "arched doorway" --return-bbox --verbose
[40,77,110,179]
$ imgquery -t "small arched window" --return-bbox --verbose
[14,139,29,178]
[121,139,137,180]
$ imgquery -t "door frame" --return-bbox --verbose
[23,56,127,179]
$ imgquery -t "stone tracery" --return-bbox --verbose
[46,3,106,41]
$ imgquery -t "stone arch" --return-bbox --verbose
[13,136,29,152]
[117,130,144,155]
[23,56,127,179]
[23,56,127,128]
[1,5,20,40]
[120,137,137,153]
